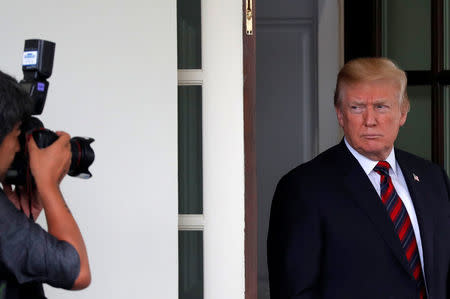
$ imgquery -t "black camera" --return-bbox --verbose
[4,39,95,186]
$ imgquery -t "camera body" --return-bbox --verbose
[4,39,95,186]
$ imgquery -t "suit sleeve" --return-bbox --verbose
[267,174,322,299]
[0,189,80,289]
[442,169,450,299]
[442,168,450,202]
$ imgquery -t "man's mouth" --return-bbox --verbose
[361,134,382,139]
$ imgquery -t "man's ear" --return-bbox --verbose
[335,105,344,128]
[399,110,408,127]
[399,99,409,127]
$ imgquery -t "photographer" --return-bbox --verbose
[0,70,90,298]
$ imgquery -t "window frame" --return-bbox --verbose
[344,0,447,166]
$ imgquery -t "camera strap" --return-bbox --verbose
[24,135,35,221]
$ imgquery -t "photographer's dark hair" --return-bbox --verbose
[0,71,32,144]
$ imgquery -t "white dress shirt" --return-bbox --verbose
[344,138,426,275]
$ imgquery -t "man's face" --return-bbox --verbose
[0,123,21,181]
[335,81,407,161]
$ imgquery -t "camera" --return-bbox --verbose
[4,39,95,186]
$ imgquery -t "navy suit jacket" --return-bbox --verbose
[267,141,450,299]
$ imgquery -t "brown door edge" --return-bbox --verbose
[243,0,257,298]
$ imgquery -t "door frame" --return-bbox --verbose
[242,1,343,298]
[243,0,257,298]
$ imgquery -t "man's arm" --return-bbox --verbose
[267,174,322,299]
[28,132,91,289]
[443,168,450,202]
[442,168,450,299]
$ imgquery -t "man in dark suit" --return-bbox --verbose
[267,57,450,299]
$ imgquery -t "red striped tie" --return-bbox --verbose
[374,161,426,299]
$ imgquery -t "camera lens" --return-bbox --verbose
[69,137,95,178]
[6,116,95,185]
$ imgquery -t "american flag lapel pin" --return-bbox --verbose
[413,173,420,182]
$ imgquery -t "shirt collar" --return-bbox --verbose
[344,137,397,176]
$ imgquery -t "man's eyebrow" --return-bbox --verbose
[372,98,390,104]
[347,99,365,105]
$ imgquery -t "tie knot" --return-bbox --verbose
[374,161,390,176]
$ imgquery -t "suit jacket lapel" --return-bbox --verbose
[335,142,413,278]
[395,150,435,292]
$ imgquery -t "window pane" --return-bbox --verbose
[179,231,203,299]
[381,0,431,70]
[177,0,202,69]
[444,0,450,69]
[444,88,450,176]
[178,86,203,214]
[395,86,432,160]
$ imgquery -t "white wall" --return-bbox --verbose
[318,0,341,152]
[0,1,178,298]
[201,0,245,297]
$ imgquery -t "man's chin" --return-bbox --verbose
[358,146,392,161]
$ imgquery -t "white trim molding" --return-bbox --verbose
[178,214,205,231]
[178,69,204,85]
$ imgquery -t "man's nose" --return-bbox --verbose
[364,108,377,127]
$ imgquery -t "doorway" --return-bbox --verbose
[255,1,318,298]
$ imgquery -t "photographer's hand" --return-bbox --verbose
[2,183,43,220]
[27,132,91,290]
[27,131,71,187]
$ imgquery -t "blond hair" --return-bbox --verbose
[334,57,409,112]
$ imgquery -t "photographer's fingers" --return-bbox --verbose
[27,131,71,150]
[55,132,71,178]
[55,131,71,143]
[27,131,72,189]
[26,133,38,153]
